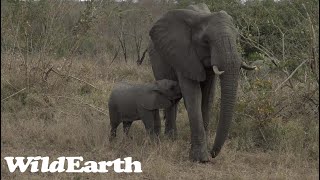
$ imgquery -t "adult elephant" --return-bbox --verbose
[146,3,255,162]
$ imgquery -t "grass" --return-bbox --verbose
[1,53,319,179]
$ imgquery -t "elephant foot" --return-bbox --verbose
[189,144,210,163]
[210,147,221,158]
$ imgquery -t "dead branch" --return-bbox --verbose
[258,127,268,145]
[50,67,99,90]
[109,45,120,66]
[302,3,319,83]
[240,32,296,88]
[43,66,53,82]
[117,34,127,63]
[47,95,108,116]
[271,20,286,61]
[117,15,127,63]
[239,33,279,67]
[3,79,18,91]
[275,59,307,92]
[137,48,148,65]
[1,88,26,102]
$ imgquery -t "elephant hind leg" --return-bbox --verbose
[110,121,121,141]
[140,110,157,140]
[109,106,121,141]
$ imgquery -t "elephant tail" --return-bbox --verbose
[136,48,148,65]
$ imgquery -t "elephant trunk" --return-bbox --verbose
[210,36,240,158]
[211,74,239,158]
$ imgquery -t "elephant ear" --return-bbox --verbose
[149,9,206,81]
[139,90,172,110]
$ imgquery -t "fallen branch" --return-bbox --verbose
[3,78,18,91]
[50,67,99,90]
[275,60,307,92]
[258,127,268,145]
[1,88,26,102]
[47,95,108,116]
[43,66,53,82]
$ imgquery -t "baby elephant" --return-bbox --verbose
[108,79,181,140]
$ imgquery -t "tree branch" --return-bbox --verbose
[47,95,108,116]
[275,59,307,92]
[1,88,26,102]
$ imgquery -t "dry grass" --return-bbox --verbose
[1,53,319,179]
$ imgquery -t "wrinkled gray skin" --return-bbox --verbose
[147,3,255,162]
[108,79,181,140]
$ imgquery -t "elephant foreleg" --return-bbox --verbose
[200,71,216,132]
[154,109,161,136]
[140,110,156,139]
[177,73,209,162]
[164,103,178,139]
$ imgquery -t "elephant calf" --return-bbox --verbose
[108,79,181,140]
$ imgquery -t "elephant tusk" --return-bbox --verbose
[241,62,257,70]
[212,66,224,75]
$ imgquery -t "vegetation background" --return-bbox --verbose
[1,0,319,179]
